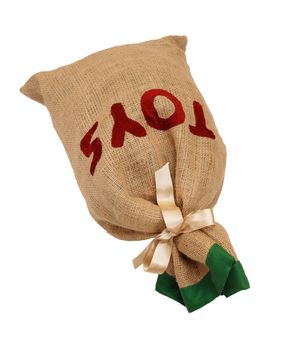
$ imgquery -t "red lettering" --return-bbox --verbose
[80,91,217,175]
[141,89,185,130]
[189,101,215,139]
[111,103,147,148]
[80,121,102,175]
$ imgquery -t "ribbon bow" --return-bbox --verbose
[133,162,215,274]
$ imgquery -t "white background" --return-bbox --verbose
[1,0,287,349]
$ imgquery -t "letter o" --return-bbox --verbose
[141,89,185,130]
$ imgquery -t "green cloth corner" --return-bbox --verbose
[155,243,250,313]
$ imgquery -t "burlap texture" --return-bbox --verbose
[20,35,238,289]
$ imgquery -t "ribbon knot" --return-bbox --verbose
[133,162,215,274]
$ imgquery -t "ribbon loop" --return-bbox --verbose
[133,162,215,274]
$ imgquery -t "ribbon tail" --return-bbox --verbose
[133,244,151,269]
[133,238,173,274]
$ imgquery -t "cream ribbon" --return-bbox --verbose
[133,162,215,274]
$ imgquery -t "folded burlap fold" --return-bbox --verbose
[20,35,249,312]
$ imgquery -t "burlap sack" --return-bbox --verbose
[20,35,249,312]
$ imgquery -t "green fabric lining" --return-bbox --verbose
[206,243,235,294]
[222,260,250,297]
[155,270,184,305]
[180,272,218,312]
[155,243,250,312]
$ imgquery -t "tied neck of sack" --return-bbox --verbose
[133,162,215,274]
